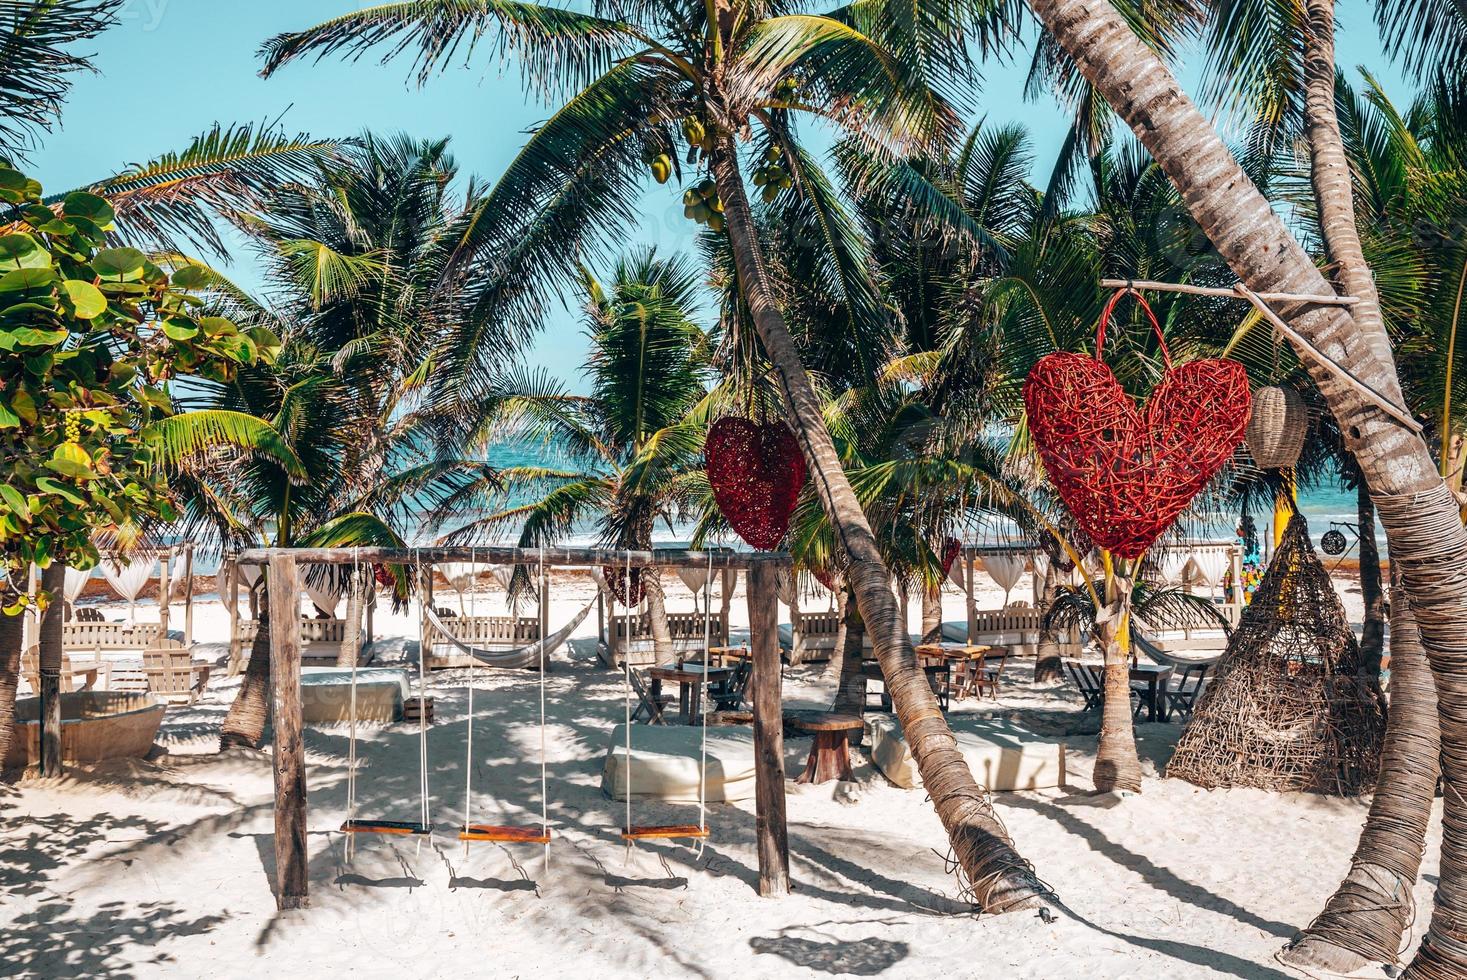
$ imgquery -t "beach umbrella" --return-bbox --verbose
[981,555,1026,607]
[100,555,157,622]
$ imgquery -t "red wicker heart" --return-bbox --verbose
[601,566,645,607]
[706,416,807,551]
[1023,290,1251,559]
[941,537,961,577]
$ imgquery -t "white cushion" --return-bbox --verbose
[866,714,1068,792]
[601,723,757,803]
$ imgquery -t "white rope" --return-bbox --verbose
[622,551,633,848]
[462,548,476,855]
[346,547,361,862]
[538,546,550,867]
[698,552,712,846]
[417,555,431,836]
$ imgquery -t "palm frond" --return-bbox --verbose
[0,0,121,159]
[145,410,308,480]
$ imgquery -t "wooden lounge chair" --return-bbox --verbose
[20,652,99,694]
[1061,658,1103,711]
[1165,662,1213,722]
[142,647,209,704]
[626,665,672,724]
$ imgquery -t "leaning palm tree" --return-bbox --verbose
[438,250,712,659]
[259,0,1052,909]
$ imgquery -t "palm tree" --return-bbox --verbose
[439,250,711,658]
[1027,0,1467,973]
[259,0,1052,910]
[0,0,121,160]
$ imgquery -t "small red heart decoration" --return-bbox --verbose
[1023,291,1251,559]
[706,416,807,551]
[940,537,961,577]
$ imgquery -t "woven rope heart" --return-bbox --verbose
[940,537,961,577]
[706,416,807,551]
[601,566,645,607]
[1023,290,1251,559]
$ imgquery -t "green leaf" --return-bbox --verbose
[60,280,107,318]
[160,317,199,341]
[0,267,57,293]
[170,266,211,289]
[0,402,17,429]
[11,389,36,424]
[3,325,69,347]
[35,477,86,504]
[62,192,116,230]
[0,169,42,204]
[0,234,51,271]
[46,442,96,479]
[0,485,30,519]
[91,248,147,281]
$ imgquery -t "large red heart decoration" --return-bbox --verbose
[1023,290,1251,559]
[940,537,962,577]
[706,416,807,551]
[601,566,645,607]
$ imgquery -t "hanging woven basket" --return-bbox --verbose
[1245,385,1308,471]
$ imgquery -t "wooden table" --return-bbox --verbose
[784,710,864,784]
[914,643,998,700]
[706,645,751,667]
[648,662,736,725]
[1129,663,1174,722]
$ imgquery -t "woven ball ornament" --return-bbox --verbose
[1244,385,1308,470]
[1023,289,1251,559]
[706,415,808,551]
[601,565,646,607]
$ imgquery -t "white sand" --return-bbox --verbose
[1,571,1435,979]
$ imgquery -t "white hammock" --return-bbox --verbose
[423,599,595,670]
[1132,623,1224,668]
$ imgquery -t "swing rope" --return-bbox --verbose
[417,554,431,834]
[462,548,476,849]
[622,550,633,847]
[697,551,712,846]
[346,546,361,861]
[538,546,550,864]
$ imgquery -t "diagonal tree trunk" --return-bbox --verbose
[921,582,944,643]
[1279,571,1440,973]
[0,607,23,766]
[221,580,273,749]
[642,568,676,662]
[712,136,1053,913]
[1026,0,1467,971]
[1357,477,1386,675]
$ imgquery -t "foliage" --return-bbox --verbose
[0,1,121,160]
[0,163,280,609]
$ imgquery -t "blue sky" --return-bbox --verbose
[27,0,1416,388]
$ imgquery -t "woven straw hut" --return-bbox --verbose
[1167,513,1385,795]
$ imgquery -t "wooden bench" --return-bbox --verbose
[606,610,727,667]
[62,622,164,654]
[235,618,349,667]
[424,614,540,669]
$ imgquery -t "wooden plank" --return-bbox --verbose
[182,546,195,647]
[225,560,242,676]
[38,564,65,776]
[268,554,309,910]
[461,825,551,844]
[236,545,788,570]
[1098,277,1358,305]
[621,824,709,841]
[746,563,791,897]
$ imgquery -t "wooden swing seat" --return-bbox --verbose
[458,824,551,844]
[340,819,430,836]
[621,824,709,841]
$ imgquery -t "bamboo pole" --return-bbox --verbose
[226,560,242,677]
[1099,278,1358,306]
[268,554,308,910]
[156,551,170,637]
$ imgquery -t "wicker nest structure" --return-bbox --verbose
[1167,513,1385,795]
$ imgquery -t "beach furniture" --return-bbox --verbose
[3,692,165,769]
[1165,662,1213,722]
[1061,658,1103,711]
[606,609,729,667]
[785,710,863,784]
[141,647,209,704]
[865,714,1068,791]
[601,722,756,804]
[626,665,673,724]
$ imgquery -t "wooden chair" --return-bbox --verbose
[1165,663,1213,722]
[73,607,106,623]
[1061,658,1102,711]
[142,647,208,704]
[710,659,752,711]
[861,658,951,712]
[974,652,1009,700]
[19,652,100,693]
[626,665,672,725]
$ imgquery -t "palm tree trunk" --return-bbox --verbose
[1025,0,1467,970]
[1279,572,1440,973]
[1034,562,1063,683]
[921,583,943,643]
[711,136,1052,913]
[1357,481,1387,675]
[38,563,64,775]
[338,572,364,668]
[643,568,675,662]
[0,607,23,766]
[832,584,867,714]
[1094,563,1142,792]
[221,580,273,749]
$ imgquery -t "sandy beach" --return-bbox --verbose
[1,570,1430,980]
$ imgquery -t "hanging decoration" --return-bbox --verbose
[1023,289,1251,559]
[705,416,807,551]
[1245,385,1309,470]
[602,565,645,606]
[811,565,842,594]
[940,537,962,580]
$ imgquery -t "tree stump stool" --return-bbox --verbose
[785,711,864,784]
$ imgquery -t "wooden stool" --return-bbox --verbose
[402,695,434,724]
[784,711,864,784]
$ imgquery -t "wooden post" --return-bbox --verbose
[157,550,171,637]
[38,563,65,776]
[226,560,242,676]
[21,563,38,659]
[182,545,195,647]
[268,554,308,910]
[964,557,977,643]
[746,563,790,897]
[365,584,375,645]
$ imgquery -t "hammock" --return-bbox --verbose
[1131,623,1224,668]
[423,599,594,670]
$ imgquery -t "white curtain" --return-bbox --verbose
[1187,549,1231,587]
[487,564,514,592]
[981,555,1026,605]
[1158,552,1191,584]
[947,556,968,590]
[677,565,711,596]
[775,568,798,607]
[304,581,340,617]
[100,556,156,621]
[238,562,262,589]
[63,566,90,605]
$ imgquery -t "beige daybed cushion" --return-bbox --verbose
[601,723,757,803]
[300,667,410,724]
[866,714,1067,792]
